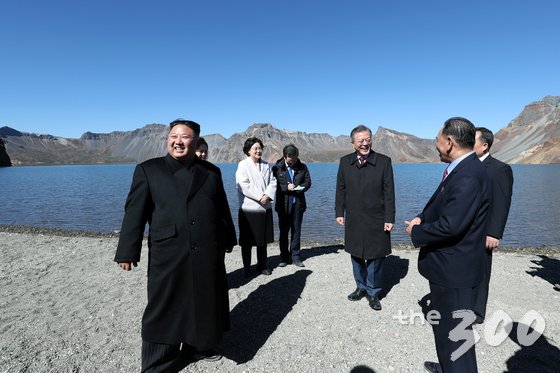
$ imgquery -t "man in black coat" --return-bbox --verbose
[406,117,491,373]
[473,127,514,324]
[114,119,237,372]
[272,144,312,267]
[335,125,395,311]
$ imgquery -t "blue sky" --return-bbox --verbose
[1,0,559,139]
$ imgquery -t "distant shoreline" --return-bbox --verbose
[2,224,558,255]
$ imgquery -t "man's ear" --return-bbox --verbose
[445,135,455,151]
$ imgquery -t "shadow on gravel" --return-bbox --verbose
[228,245,340,289]
[526,255,560,289]
[504,321,560,372]
[221,270,312,364]
[379,255,409,300]
[302,244,344,260]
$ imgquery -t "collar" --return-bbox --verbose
[165,153,195,173]
[479,153,490,162]
[446,151,475,175]
[356,151,370,160]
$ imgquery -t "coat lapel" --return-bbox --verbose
[164,154,194,197]
[188,160,209,201]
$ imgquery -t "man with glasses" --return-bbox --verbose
[335,125,395,311]
[114,119,237,372]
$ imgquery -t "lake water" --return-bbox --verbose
[1,163,559,248]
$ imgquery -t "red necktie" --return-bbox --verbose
[359,156,366,166]
[442,167,449,181]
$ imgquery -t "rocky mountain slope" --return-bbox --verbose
[1,96,558,166]
[493,96,560,164]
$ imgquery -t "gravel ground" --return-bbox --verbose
[1,228,559,372]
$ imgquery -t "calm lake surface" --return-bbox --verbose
[1,163,559,248]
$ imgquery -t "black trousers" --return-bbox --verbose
[141,340,192,373]
[241,245,268,271]
[474,249,493,322]
[429,282,479,373]
[277,204,304,262]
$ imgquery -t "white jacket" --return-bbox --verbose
[235,157,277,212]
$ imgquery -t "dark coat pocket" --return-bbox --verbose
[151,224,177,242]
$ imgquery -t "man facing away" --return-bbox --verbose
[114,119,237,372]
[335,125,395,311]
[406,117,491,373]
[272,144,312,268]
[472,127,514,324]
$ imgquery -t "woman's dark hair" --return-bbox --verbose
[243,137,264,156]
[196,137,208,149]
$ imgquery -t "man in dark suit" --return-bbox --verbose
[336,125,395,311]
[114,119,237,372]
[405,117,491,373]
[473,127,514,324]
[272,144,312,267]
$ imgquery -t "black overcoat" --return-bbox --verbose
[335,151,395,259]
[114,154,237,349]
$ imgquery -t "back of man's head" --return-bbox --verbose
[443,117,476,149]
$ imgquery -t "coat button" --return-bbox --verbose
[191,220,196,225]
[192,246,198,252]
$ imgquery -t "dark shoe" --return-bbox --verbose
[293,260,305,267]
[278,262,288,267]
[347,288,367,301]
[473,315,484,324]
[423,361,442,373]
[193,349,222,362]
[366,294,382,310]
[261,268,272,275]
[554,284,560,291]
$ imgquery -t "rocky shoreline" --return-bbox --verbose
[1,224,558,254]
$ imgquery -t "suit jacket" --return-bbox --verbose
[412,153,491,288]
[272,158,312,213]
[335,151,395,259]
[114,154,237,348]
[482,155,513,239]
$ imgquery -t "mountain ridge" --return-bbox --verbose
[1,96,559,166]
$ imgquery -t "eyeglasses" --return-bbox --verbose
[354,138,371,144]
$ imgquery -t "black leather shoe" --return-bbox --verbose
[193,349,222,362]
[293,260,305,267]
[347,288,367,301]
[423,361,442,373]
[261,268,272,275]
[278,262,288,267]
[366,294,382,310]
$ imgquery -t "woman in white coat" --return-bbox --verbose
[235,137,277,276]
